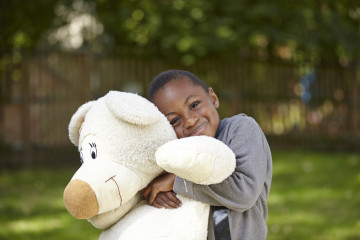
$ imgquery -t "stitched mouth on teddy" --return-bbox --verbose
[105,175,123,206]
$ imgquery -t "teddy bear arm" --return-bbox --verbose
[156,136,236,185]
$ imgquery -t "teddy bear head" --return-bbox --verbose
[63,91,176,229]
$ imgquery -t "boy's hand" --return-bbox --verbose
[141,172,181,208]
[152,191,182,209]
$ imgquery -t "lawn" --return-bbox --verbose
[267,150,360,240]
[0,150,359,240]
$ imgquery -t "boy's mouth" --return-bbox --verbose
[190,122,207,136]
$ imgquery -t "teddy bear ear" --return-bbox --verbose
[68,101,95,146]
[105,91,162,125]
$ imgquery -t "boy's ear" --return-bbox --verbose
[208,87,219,108]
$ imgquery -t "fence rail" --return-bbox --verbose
[1,52,359,164]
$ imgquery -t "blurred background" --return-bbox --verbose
[0,0,359,239]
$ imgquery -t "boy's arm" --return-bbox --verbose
[147,135,236,209]
[141,172,181,208]
[173,117,271,212]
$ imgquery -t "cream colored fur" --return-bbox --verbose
[64,91,236,240]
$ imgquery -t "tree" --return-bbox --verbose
[94,0,360,65]
[0,0,61,58]
[1,0,359,66]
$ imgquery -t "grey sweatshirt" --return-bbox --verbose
[173,114,272,240]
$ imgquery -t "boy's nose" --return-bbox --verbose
[184,114,198,129]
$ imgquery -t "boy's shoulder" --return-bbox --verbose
[223,113,258,127]
[217,113,260,137]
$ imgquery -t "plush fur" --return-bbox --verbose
[64,91,236,239]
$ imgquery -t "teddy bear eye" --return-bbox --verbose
[89,143,97,159]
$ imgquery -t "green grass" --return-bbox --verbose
[0,150,359,240]
[0,168,101,240]
[267,150,360,240]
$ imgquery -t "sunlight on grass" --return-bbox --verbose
[270,210,325,225]
[5,217,63,234]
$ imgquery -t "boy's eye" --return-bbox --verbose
[170,116,181,126]
[190,100,200,110]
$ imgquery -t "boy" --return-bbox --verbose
[142,70,272,239]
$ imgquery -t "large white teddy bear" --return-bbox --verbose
[63,91,235,240]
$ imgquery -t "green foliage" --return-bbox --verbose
[0,151,359,239]
[0,0,359,65]
[0,0,60,56]
[94,0,360,65]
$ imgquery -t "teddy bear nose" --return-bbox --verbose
[63,179,99,219]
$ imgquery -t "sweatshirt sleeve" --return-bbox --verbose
[173,116,269,212]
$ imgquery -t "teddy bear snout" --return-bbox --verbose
[63,179,99,219]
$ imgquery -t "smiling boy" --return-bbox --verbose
[142,70,272,240]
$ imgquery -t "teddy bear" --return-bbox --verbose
[63,91,236,240]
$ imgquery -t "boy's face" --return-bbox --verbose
[152,77,220,139]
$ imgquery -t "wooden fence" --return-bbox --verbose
[1,52,359,164]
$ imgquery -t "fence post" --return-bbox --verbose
[21,58,32,167]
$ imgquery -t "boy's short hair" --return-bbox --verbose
[147,70,208,101]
